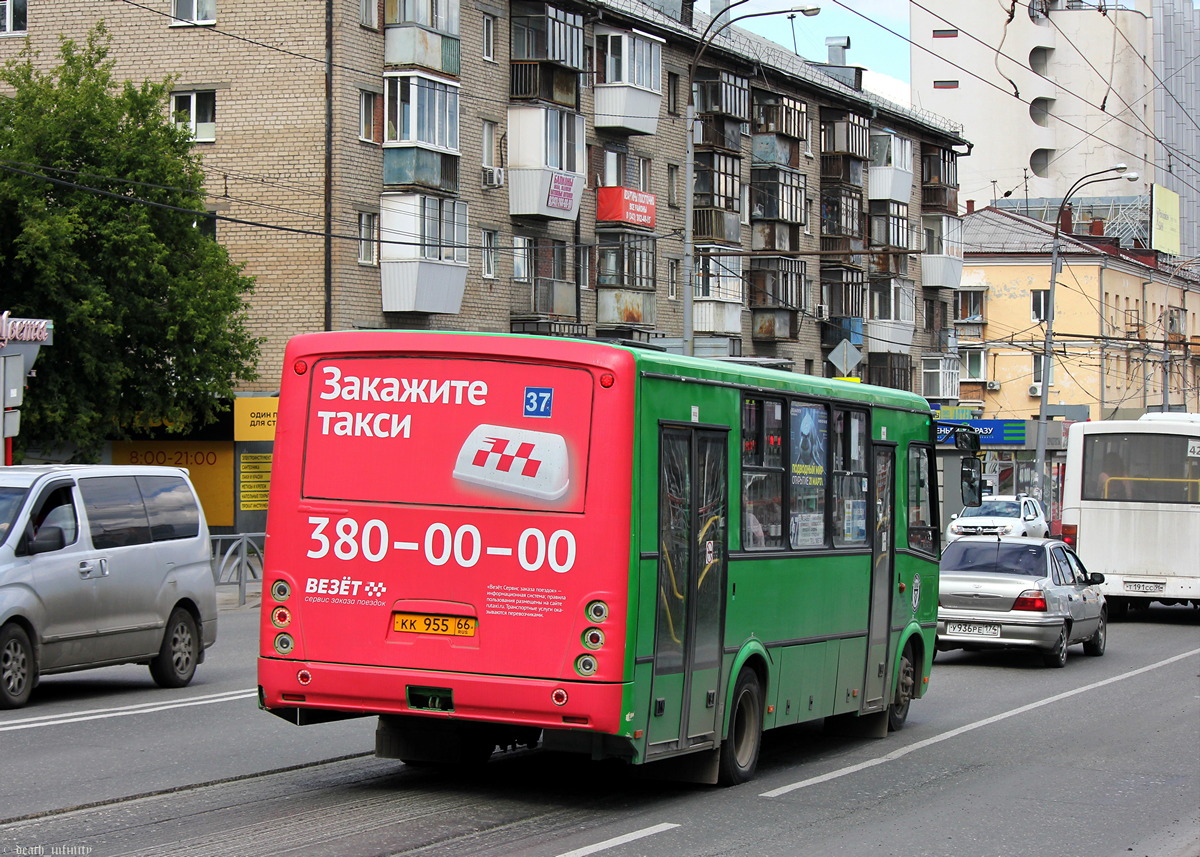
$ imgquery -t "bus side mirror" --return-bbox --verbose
[954,431,981,452]
[961,458,983,507]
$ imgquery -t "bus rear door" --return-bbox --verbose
[647,425,728,755]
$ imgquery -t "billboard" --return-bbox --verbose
[1150,185,1181,256]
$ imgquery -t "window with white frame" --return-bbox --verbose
[960,349,985,380]
[173,0,215,24]
[482,13,495,59]
[594,29,662,91]
[957,289,984,321]
[513,236,532,281]
[601,149,650,190]
[667,163,679,207]
[668,258,679,300]
[482,120,497,167]
[694,151,740,212]
[358,212,378,264]
[481,229,498,278]
[695,248,742,301]
[172,91,216,142]
[869,132,912,168]
[1033,353,1052,385]
[1,0,27,32]
[385,75,459,151]
[384,0,459,33]
[869,279,915,322]
[360,0,377,27]
[359,90,379,142]
[922,356,958,399]
[545,108,581,171]
[419,197,468,262]
[869,199,909,248]
[1031,288,1049,322]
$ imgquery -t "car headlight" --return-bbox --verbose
[1001,524,1013,534]
[949,524,961,534]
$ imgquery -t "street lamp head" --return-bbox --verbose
[794,5,821,15]
[1111,163,1128,173]
[1123,171,1140,182]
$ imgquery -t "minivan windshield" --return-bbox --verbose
[0,486,30,545]
[958,500,1020,518]
[941,540,1045,575]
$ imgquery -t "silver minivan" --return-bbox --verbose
[0,465,218,708]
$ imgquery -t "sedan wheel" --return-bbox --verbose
[1042,626,1069,668]
[1083,610,1107,656]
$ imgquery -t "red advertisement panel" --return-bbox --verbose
[596,186,657,228]
[301,357,592,513]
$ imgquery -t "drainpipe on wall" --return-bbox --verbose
[324,0,334,331]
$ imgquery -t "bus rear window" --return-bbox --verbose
[300,357,593,512]
[1082,433,1200,503]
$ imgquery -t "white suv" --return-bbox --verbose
[946,494,1049,542]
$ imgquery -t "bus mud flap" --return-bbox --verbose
[823,709,888,739]
[634,748,721,785]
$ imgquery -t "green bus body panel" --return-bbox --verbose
[612,342,939,763]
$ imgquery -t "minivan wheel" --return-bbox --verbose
[0,624,35,709]
[150,608,199,688]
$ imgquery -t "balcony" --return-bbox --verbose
[694,298,743,335]
[596,186,656,229]
[593,83,660,135]
[510,61,578,107]
[921,252,964,289]
[381,259,467,314]
[693,208,741,243]
[598,289,656,326]
[695,117,742,152]
[751,134,801,169]
[510,277,576,323]
[509,168,584,219]
[752,308,798,341]
[953,318,985,341]
[821,153,865,186]
[382,148,459,193]
[384,26,460,75]
[821,316,863,348]
[865,318,915,354]
[868,163,913,203]
[922,183,958,214]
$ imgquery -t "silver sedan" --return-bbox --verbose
[937,536,1108,668]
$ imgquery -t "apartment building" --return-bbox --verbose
[910,0,1200,258]
[2,0,970,405]
[957,204,1200,420]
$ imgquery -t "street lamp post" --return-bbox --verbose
[681,2,820,356]
[1032,164,1139,503]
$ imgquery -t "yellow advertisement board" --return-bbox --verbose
[239,452,273,511]
[111,441,235,527]
[235,397,279,442]
[1150,185,1181,256]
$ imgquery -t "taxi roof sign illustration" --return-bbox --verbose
[453,424,570,501]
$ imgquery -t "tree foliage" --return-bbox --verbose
[0,25,261,461]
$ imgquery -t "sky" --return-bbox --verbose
[731,0,913,104]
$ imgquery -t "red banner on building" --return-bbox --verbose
[596,187,656,228]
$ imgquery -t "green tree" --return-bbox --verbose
[0,24,261,461]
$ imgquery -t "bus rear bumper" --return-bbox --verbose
[258,657,627,734]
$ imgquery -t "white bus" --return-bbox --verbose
[1060,414,1200,614]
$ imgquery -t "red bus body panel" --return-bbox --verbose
[259,332,635,736]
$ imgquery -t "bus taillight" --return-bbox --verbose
[272,606,292,628]
[586,600,609,622]
[274,633,296,655]
[582,628,605,649]
[271,579,292,601]
[575,654,598,676]
[297,670,312,686]
[1061,523,1077,548]
[293,359,308,375]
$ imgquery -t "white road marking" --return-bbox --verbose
[555,823,681,857]
[0,689,258,732]
[760,647,1200,798]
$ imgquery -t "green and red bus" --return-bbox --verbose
[258,331,949,784]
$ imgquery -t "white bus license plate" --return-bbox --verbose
[948,622,1000,637]
[1124,581,1165,593]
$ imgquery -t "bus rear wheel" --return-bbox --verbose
[718,668,764,786]
[888,643,915,732]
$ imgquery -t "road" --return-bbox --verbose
[1,599,1197,857]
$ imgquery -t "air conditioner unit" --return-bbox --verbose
[482,166,505,188]
[985,380,1001,391]
[1028,383,1042,397]
[815,304,830,320]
